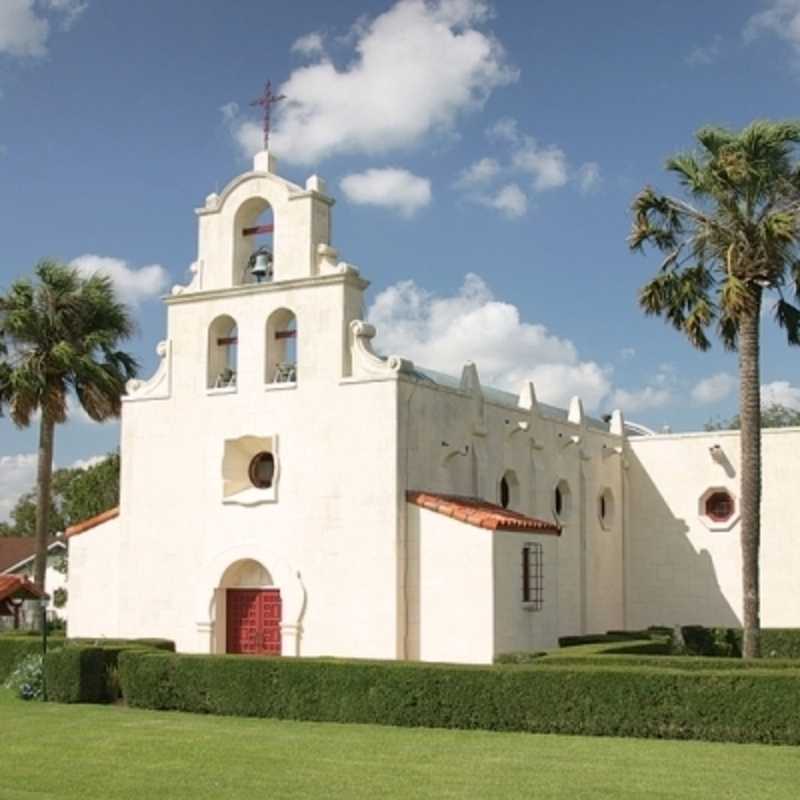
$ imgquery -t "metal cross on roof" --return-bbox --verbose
[250,80,286,151]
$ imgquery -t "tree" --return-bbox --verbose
[629,121,800,658]
[63,451,121,526]
[0,452,121,537]
[705,402,800,431]
[0,468,73,537]
[0,262,137,602]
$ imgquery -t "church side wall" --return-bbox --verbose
[493,531,560,654]
[626,428,800,630]
[399,379,625,640]
[406,504,495,664]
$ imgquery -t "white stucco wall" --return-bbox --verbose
[626,428,800,629]
[406,504,496,664]
[399,378,625,639]
[67,519,121,635]
[493,530,560,654]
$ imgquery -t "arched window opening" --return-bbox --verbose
[554,479,572,521]
[499,469,519,510]
[598,488,615,530]
[500,477,510,509]
[266,308,297,384]
[208,315,238,389]
[233,198,274,286]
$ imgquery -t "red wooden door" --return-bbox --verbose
[226,589,282,655]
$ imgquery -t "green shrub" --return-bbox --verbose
[759,630,800,659]
[4,654,44,700]
[495,651,547,664]
[43,639,172,704]
[676,627,800,659]
[0,636,45,681]
[67,637,174,652]
[118,650,800,745]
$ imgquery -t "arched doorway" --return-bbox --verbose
[218,559,282,655]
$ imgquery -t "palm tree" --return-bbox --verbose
[0,260,137,605]
[629,120,800,658]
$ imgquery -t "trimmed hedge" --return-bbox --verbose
[43,639,175,703]
[68,638,175,652]
[119,650,800,745]
[0,637,43,682]
[556,627,800,660]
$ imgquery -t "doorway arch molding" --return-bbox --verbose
[195,542,306,655]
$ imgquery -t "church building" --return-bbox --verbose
[66,151,800,664]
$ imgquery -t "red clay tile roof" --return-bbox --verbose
[0,537,62,573]
[407,491,561,534]
[0,574,47,603]
[65,507,119,538]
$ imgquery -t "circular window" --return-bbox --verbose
[705,490,734,522]
[248,452,275,489]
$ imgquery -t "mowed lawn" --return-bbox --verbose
[2,690,799,800]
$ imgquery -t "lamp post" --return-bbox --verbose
[8,597,23,631]
[40,596,49,701]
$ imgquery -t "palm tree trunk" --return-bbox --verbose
[33,411,55,598]
[739,291,762,659]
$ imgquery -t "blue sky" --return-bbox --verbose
[2,0,800,516]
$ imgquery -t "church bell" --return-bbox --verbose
[250,251,272,283]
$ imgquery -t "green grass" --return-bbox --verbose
[1,689,799,800]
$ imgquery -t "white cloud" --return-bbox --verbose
[455,118,598,215]
[692,372,737,405]
[70,254,168,305]
[619,347,636,361]
[367,273,613,410]
[487,116,519,143]
[475,182,527,218]
[220,102,264,159]
[0,0,87,57]
[0,453,37,523]
[228,0,517,164]
[686,35,723,65]
[0,0,48,57]
[512,139,569,191]
[745,1,800,50]
[292,31,326,57]
[70,454,105,470]
[578,162,601,194]
[340,168,432,217]
[42,0,87,30]
[761,380,800,409]
[455,157,501,187]
[611,385,673,413]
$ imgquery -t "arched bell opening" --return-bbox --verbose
[265,308,298,384]
[232,197,275,286]
[207,315,238,389]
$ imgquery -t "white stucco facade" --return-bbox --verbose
[66,152,800,663]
